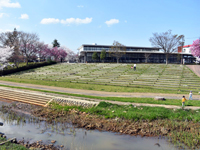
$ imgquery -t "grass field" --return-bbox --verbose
[1,63,200,94]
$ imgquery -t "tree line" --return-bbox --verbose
[0,29,77,69]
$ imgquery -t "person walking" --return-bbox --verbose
[134,64,136,71]
[182,96,187,109]
[189,91,193,100]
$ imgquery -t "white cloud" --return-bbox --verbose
[105,19,119,27]
[40,17,92,25]
[0,13,6,18]
[77,5,84,8]
[125,20,127,23]
[61,17,92,25]
[0,0,21,9]
[40,18,60,24]
[20,14,29,19]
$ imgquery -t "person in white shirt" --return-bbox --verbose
[134,64,136,71]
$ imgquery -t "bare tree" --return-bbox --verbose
[109,41,126,63]
[19,32,39,65]
[149,30,184,64]
[144,53,151,63]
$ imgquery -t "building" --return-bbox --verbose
[178,45,191,53]
[177,44,196,64]
[78,44,195,64]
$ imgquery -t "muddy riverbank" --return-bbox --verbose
[0,100,199,149]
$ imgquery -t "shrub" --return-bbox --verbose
[0,61,57,76]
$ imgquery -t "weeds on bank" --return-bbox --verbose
[50,101,200,121]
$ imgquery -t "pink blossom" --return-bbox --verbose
[190,39,200,57]
[42,46,67,61]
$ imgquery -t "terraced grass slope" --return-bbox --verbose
[1,63,200,93]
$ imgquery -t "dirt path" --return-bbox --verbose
[187,65,200,77]
[0,80,200,100]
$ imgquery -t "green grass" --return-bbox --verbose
[51,101,200,121]
[97,97,200,107]
[0,77,186,94]
[1,63,200,94]
[0,137,27,150]
[0,84,199,107]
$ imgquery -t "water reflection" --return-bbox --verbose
[0,111,177,150]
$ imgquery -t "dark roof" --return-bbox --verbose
[78,44,160,50]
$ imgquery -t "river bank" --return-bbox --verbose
[1,99,200,149]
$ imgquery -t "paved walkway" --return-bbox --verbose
[187,65,200,77]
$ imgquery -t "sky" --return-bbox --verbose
[0,0,199,53]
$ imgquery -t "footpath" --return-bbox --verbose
[0,80,200,110]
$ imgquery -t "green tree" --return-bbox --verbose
[109,41,126,63]
[92,52,98,62]
[100,49,106,63]
[52,39,60,47]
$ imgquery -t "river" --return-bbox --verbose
[0,111,177,150]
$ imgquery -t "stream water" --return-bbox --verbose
[0,100,178,150]
[0,112,178,150]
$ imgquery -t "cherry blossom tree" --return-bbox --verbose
[42,46,67,62]
[0,28,22,68]
[59,48,68,62]
[20,43,38,64]
[19,32,39,65]
[0,47,14,70]
[190,39,200,64]
[0,47,14,63]
[34,42,49,62]
[61,46,76,62]
[190,39,200,57]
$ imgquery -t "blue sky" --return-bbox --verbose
[0,0,199,53]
